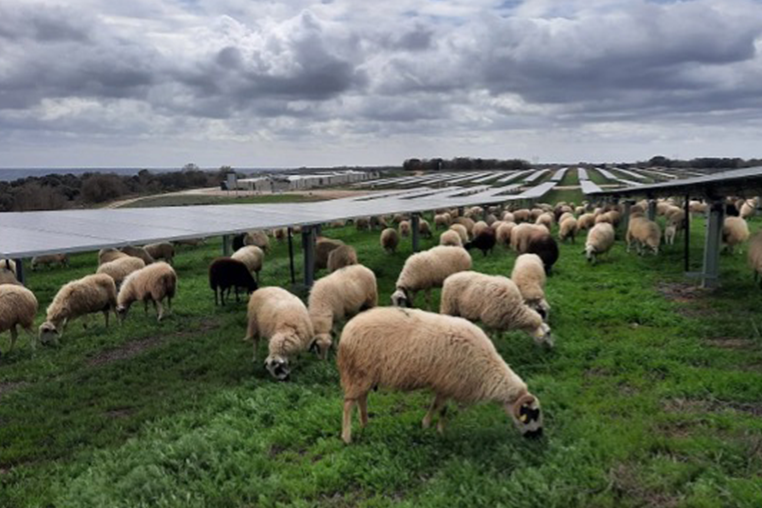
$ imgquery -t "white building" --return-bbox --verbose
[236,170,375,192]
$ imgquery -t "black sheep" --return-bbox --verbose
[232,233,247,252]
[527,233,559,275]
[465,227,496,256]
[208,257,258,305]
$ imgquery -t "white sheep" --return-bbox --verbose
[308,264,377,358]
[98,248,129,266]
[242,286,314,380]
[399,220,411,238]
[116,262,177,322]
[391,246,472,309]
[0,259,16,276]
[747,231,762,284]
[245,230,270,253]
[232,245,265,281]
[441,271,552,346]
[584,222,616,264]
[723,216,750,254]
[143,242,175,264]
[96,256,146,286]
[577,213,596,231]
[439,229,463,247]
[0,285,38,354]
[472,221,490,238]
[511,254,551,321]
[39,274,117,345]
[380,228,400,254]
[327,244,358,273]
[434,213,452,229]
[626,215,661,255]
[338,307,543,443]
[449,224,469,243]
[558,217,578,243]
[496,222,516,249]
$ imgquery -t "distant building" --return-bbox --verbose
[235,170,376,192]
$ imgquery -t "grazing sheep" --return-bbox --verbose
[465,206,484,220]
[391,246,472,309]
[244,230,270,253]
[143,242,175,264]
[0,260,20,286]
[330,220,346,229]
[472,221,489,238]
[121,245,155,265]
[327,244,358,273]
[626,216,661,255]
[209,257,258,305]
[747,232,762,286]
[419,219,433,239]
[558,217,578,243]
[174,237,206,247]
[0,259,16,276]
[231,246,265,281]
[439,229,463,247]
[513,209,531,223]
[664,225,677,246]
[0,285,38,354]
[380,228,400,253]
[577,213,596,231]
[117,262,177,321]
[450,224,469,244]
[584,222,616,264]
[511,254,551,320]
[722,216,750,254]
[273,228,288,241]
[308,265,377,358]
[96,256,146,286]
[502,211,515,223]
[434,213,452,229]
[496,222,517,248]
[689,200,707,215]
[316,237,345,270]
[399,220,411,238]
[526,230,560,275]
[465,226,496,256]
[39,274,117,345]
[557,212,574,224]
[510,224,547,252]
[392,214,406,224]
[338,307,543,443]
[242,287,314,380]
[441,272,552,346]
[484,214,497,226]
[741,199,757,220]
[98,248,129,266]
[454,217,475,236]
[535,213,553,231]
[370,216,387,230]
[355,217,371,231]
[31,253,69,271]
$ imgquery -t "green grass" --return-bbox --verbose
[558,169,580,187]
[543,188,585,206]
[587,168,615,185]
[2,212,762,507]
[122,193,324,208]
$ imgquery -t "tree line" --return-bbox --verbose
[402,157,532,171]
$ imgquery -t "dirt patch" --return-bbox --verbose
[609,463,680,508]
[268,444,287,458]
[705,338,756,350]
[663,398,762,417]
[656,282,707,303]
[0,381,27,400]
[104,407,134,419]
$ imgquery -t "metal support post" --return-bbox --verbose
[287,227,296,285]
[683,195,691,273]
[701,200,724,289]
[411,213,421,252]
[647,200,657,221]
[222,235,232,256]
[622,200,632,236]
[14,259,24,286]
[302,226,316,288]
[457,206,465,217]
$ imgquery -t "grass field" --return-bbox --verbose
[2,211,762,507]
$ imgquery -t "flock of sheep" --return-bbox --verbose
[0,194,760,445]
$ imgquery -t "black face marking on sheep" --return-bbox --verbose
[308,339,320,356]
[391,288,411,308]
[265,358,291,381]
[536,307,547,320]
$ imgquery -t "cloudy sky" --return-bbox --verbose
[1,0,762,168]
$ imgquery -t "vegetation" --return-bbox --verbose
[403,157,532,171]
[2,212,762,507]
[122,193,324,208]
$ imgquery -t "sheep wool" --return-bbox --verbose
[399,220,411,238]
[747,231,762,285]
[244,230,270,253]
[496,222,516,248]
[434,213,452,229]
[449,224,469,243]
[441,271,552,346]
[143,242,175,264]
[510,254,551,320]
[439,230,463,248]
[243,287,314,380]
[585,222,615,264]
[31,253,69,270]
[39,274,117,345]
[316,238,345,270]
[308,264,377,358]
[327,245,358,273]
[338,307,543,443]
[121,246,155,265]
[232,246,265,281]
[626,216,661,255]
[380,228,400,253]
[419,219,433,239]
[0,285,38,353]
[558,217,578,243]
[723,216,750,254]
[96,256,146,286]
[117,262,177,322]
[391,246,472,309]
[98,248,129,266]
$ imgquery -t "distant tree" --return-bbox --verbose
[81,174,127,203]
[182,163,200,172]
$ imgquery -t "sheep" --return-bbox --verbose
[31,253,69,271]
[577,213,596,231]
[380,228,400,253]
[512,209,531,223]
[434,213,452,229]
[722,216,750,254]
[496,222,516,248]
[308,265,377,359]
[558,212,574,224]
[273,228,288,241]
[510,224,547,253]
[741,199,757,220]
[584,222,616,264]
[337,307,543,443]
[465,226,496,256]
[355,217,371,231]
[0,285,38,354]
[96,256,146,287]
[472,221,489,238]
[174,237,206,247]
[441,272,552,346]
[747,232,762,286]
[454,217,475,236]
[464,206,483,220]
[439,229,463,247]
[689,200,707,215]
[209,257,258,305]
[392,214,406,224]
[502,211,515,223]
[242,286,314,380]
[330,220,346,229]
[511,254,551,320]
[399,220,411,238]
[526,230,560,275]
[558,217,578,243]
[316,237,345,270]
[121,245,155,265]
[535,213,553,231]
[39,274,117,345]
[626,216,661,255]
[144,242,175,264]
[117,262,177,321]
[0,261,20,287]
[231,246,265,281]
[419,219,433,239]
[327,244,358,273]
[98,248,129,266]
[243,230,270,253]
[391,245,472,309]
[449,224,469,244]
[0,259,16,276]
[370,216,387,230]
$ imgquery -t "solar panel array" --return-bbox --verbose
[577,167,603,195]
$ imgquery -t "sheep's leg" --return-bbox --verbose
[424,290,432,310]
[342,399,356,444]
[358,393,369,428]
[235,286,239,303]
[155,300,164,322]
[103,309,110,328]
[144,300,149,314]
[214,287,219,306]
[422,393,447,430]
[9,325,18,352]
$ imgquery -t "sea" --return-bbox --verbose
[0,167,286,182]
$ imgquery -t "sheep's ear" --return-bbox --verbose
[308,339,320,355]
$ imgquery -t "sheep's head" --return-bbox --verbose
[584,244,596,262]
[308,334,332,360]
[531,322,554,348]
[38,321,60,345]
[507,393,543,438]
[265,354,291,381]
[528,299,551,322]
[116,304,130,322]
[390,287,411,308]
